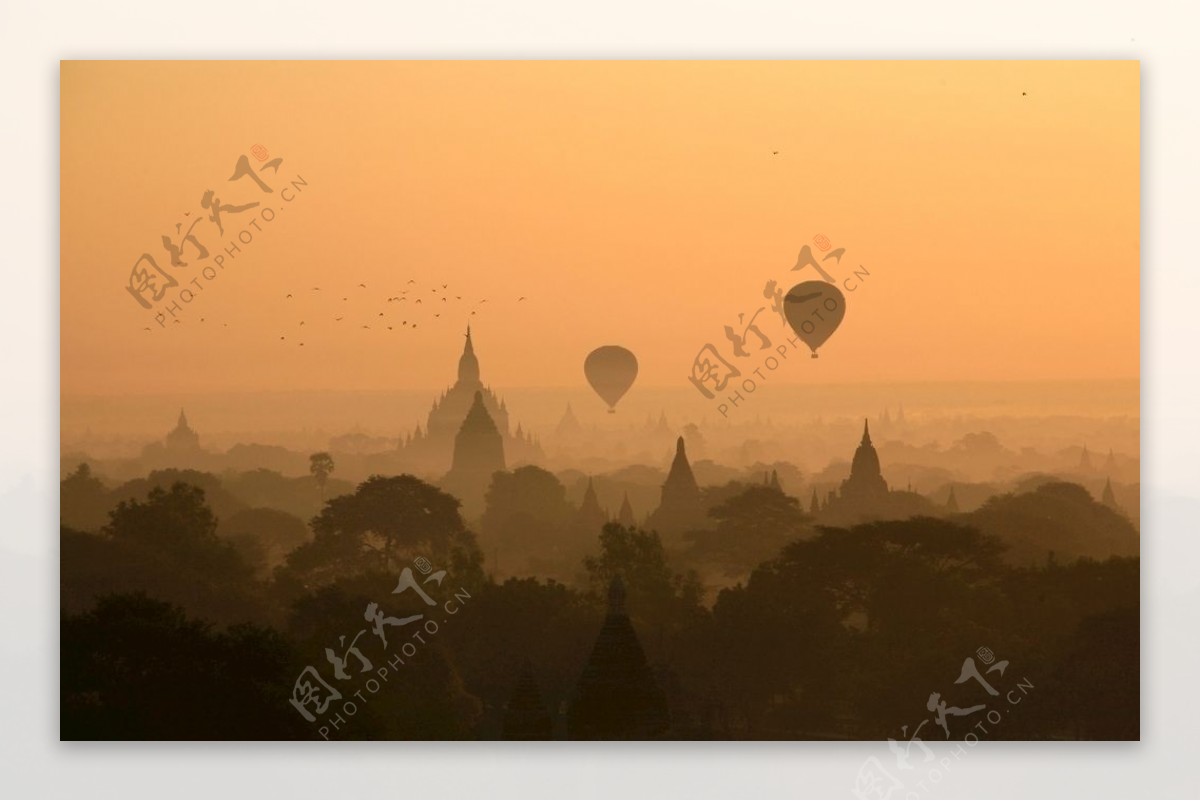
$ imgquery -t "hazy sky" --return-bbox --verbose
[61,61,1139,404]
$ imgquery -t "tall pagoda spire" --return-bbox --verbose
[1102,476,1119,509]
[567,575,668,739]
[457,324,480,385]
[617,492,636,528]
[577,476,608,534]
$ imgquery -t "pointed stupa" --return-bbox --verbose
[556,402,583,438]
[810,488,820,514]
[577,476,608,534]
[645,436,704,535]
[839,419,888,506]
[617,492,636,528]
[567,576,668,739]
[663,437,699,498]
[1102,476,1119,509]
[769,469,782,492]
[1079,445,1093,471]
[165,407,200,451]
[441,390,506,516]
[946,485,959,513]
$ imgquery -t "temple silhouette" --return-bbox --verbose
[440,390,506,518]
[567,576,669,739]
[839,419,889,507]
[576,477,609,536]
[139,408,207,468]
[646,437,706,537]
[399,326,541,474]
[819,419,935,524]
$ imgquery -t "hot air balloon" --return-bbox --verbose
[783,280,846,358]
[584,345,638,413]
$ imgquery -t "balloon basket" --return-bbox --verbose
[811,353,819,359]
[608,409,616,414]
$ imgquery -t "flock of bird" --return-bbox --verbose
[272,280,526,346]
[144,279,527,342]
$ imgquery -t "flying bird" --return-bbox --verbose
[416,299,422,304]
[518,296,526,301]
[359,283,367,288]
[280,336,285,340]
[312,287,321,291]
[407,279,416,284]
[143,327,151,331]
[378,312,384,316]
[362,325,370,329]
[442,284,448,288]
[286,293,293,299]
[335,316,343,321]
[772,150,779,155]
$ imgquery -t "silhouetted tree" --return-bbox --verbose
[684,484,813,577]
[109,469,247,522]
[60,462,110,532]
[281,474,483,590]
[480,466,576,576]
[309,452,335,500]
[218,507,311,578]
[965,481,1139,564]
[61,482,264,624]
[62,593,307,739]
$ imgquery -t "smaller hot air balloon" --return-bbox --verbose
[584,345,639,413]
[784,280,846,358]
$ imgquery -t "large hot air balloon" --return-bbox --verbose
[783,280,846,358]
[584,345,638,413]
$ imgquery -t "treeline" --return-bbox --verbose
[60,470,1138,740]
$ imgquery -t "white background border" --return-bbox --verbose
[2,1,1196,797]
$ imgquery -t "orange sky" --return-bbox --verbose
[61,61,1139,399]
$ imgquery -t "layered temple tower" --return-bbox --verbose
[646,436,706,537]
[141,408,206,467]
[400,326,541,472]
[839,419,889,507]
[567,576,669,739]
[617,492,636,528]
[576,477,608,536]
[165,409,201,453]
[441,390,506,517]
